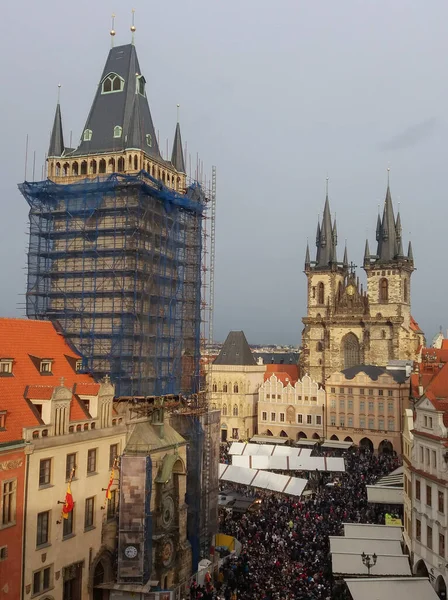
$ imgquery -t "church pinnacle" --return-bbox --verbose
[171,106,186,173]
[48,87,65,157]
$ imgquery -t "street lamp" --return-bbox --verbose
[361,552,377,576]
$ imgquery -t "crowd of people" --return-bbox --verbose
[204,444,401,600]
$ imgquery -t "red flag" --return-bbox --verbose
[62,483,74,519]
[105,467,114,501]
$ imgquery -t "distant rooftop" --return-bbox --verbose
[213,331,256,366]
[341,364,409,384]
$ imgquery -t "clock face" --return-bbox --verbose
[346,285,355,296]
[124,545,138,559]
[162,496,175,528]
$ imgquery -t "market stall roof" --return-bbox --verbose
[229,442,312,457]
[329,536,403,555]
[344,578,439,600]
[321,440,353,449]
[232,454,345,472]
[218,464,307,497]
[294,439,317,446]
[343,523,402,540]
[250,435,289,444]
[332,553,411,576]
[366,485,403,505]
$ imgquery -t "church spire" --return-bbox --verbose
[376,180,399,262]
[314,187,337,269]
[48,90,64,157]
[407,241,414,264]
[363,239,370,266]
[305,242,310,270]
[343,243,348,268]
[171,107,186,173]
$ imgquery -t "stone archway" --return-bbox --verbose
[359,437,374,452]
[344,436,353,443]
[312,433,320,440]
[279,430,288,438]
[378,439,394,455]
[90,548,114,600]
[297,432,307,440]
[414,559,429,578]
[330,435,339,441]
[436,575,447,599]
[266,429,273,436]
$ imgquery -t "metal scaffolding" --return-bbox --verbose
[20,170,204,397]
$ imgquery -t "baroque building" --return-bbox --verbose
[301,180,424,384]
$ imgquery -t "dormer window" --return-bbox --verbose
[40,360,53,374]
[75,359,83,373]
[146,134,152,148]
[136,75,146,96]
[0,411,6,430]
[83,129,93,142]
[0,359,13,376]
[113,126,122,139]
[102,73,125,94]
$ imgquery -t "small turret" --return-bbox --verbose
[363,239,370,267]
[48,101,65,158]
[305,243,310,271]
[171,119,186,173]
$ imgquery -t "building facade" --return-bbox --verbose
[402,408,414,555]
[209,331,265,442]
[325,365,410,453]
[258,372,325,440]
[20,41,204,397]
[409,364,448,598]
[301,182,423,384]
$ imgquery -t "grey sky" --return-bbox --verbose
[1,0,447,346]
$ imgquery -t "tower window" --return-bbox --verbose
[379,278,388,303]
[342,333,360,369]
[146,134,152,148]
[317,282,325,305]
[83,129,93,142]
[137,75,146,96]
[404,279,408,303]
[101,73,125,94]
[113,126,122,139]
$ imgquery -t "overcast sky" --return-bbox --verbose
[1,0,447,346]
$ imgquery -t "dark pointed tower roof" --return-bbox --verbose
[376,184,398,262]
[48,103,65,157]
[364,239,370,265]
[171,122,186,173]
[407,241,414,263]
[214,331,256,366]
[314,193,337,269]
[72,44,160,158]
[305,242,311,270]
[343,244,348,268]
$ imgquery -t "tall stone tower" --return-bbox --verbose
[20,42,204,396]
[301,179,423,384]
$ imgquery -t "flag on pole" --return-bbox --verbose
[62,482,74,519]
[105,466,115,501]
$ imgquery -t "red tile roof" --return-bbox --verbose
[74,383,101,396]
[410,316,424,333]
[264,364,299,385]
[0,318,99,442]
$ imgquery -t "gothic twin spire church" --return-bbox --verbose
[301,179,423,384]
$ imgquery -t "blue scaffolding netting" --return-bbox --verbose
[19,171,204,397]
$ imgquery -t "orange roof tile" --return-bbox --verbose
[410,316,424,333]
[264,364,299,385]
[74,383,101,396]
[0,318,99,442]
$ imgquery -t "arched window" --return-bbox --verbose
[117,157,125,172]
[99,159,106,174]
[80,160,87,175]
[222,404,227,416]
[55,162,61,176]
[317,282,325,305]
[342,333,360,369]
[233,383,239,393]
[212,383,217,392]
[90,159,97,174]
[83,129,93,142]
[381,330,386,339]
[134,155,138,170]
[72,162,79,176]
[316,341,323,352]
[114,125,122,138]
[233,405,238,416]
[404,279,408,303]
[101,73,125,94]
[223,383,228,393]
[63,162,69,176]
[379,278,388,303]
[128,155,132,167]
[108,158,115,173]
[137,75,146,96]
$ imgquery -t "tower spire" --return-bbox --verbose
[130,9,136,45]
[171,104,186,173]
[48,85,65,157]
[314,182,337,269]
[305,242,310,270]
[110,14,116,48]
[407,240,414,264]
[363,239,370,266]
[343,242,348,268]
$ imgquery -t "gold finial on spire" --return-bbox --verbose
[326,176,329,197]
[387,166,390,186]
[110,14,116,47]
[131,9,136,44]
[177,103,180,123]
[57,83,61,103]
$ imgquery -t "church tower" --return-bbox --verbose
[20,38,204,396]
[301,176,423,385]
[364,177,420,364]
